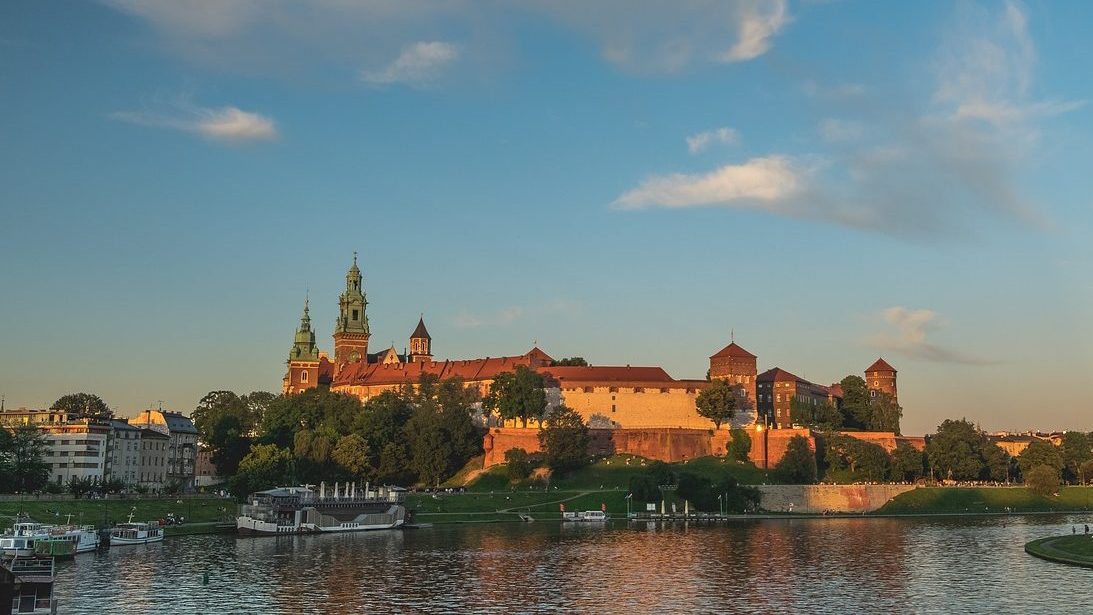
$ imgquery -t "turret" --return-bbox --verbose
[409,316,432,363]
[284,297,321,394]
[333,252,371,370]
[865,357,897,402]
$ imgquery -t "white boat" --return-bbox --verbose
[109,514,164,546]
[0,522,52,558]
[562,510,609,522]
[236,482,406,536]
[34,524,101,557]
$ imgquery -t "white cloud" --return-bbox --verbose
[613,156,806,210]
[818,118,863,143]
[718,0,790,62]
[686,127,738,153]
[868,307,997,365]
[361,41,459,87]
[111,103,278,143]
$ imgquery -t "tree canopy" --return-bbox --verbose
[52,393,113,420]
[550,357,589,367]
[926,419,1006,481]
[0,426,51,493]
[775,435,817,484]
[538,405,590,475]
[695,379,741,429]
[1018,440,1063,477]
[483,365,547,428]
[727,429,751,462]
[838,376,870,429]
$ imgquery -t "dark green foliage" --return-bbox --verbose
[727,429,751,462]
[983,443,1011,482]
[1025,464,1060,497]
[5,426,51,492]
[231,444,295,498]
[628,473,661,502]
[52,393,113,420]
[926,419,1001,481]
[775,435,817,484]
[790,399,843,431]
[262,388,363,448]
[1018,441,1064,477]
[1059,432,1092,483]
[867,392,902,433]
[538,405,590,475]
[674,471,760,512]
[482,365,547,428]
[839,376,870,429]
[695,379,741,429]
[890,441,926,482]
[504,448,532,481]
[550,357,589,367]
[332,433,372,478]
[192,390,267,476]
[822,433,890,481]
[67,476,97,498]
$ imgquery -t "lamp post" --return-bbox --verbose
[717,494,724,517]
[625,493,632,518]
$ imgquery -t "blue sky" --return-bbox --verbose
[1,1,1091,435]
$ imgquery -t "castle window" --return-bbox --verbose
[611,405,616,413]
[352,309,359,321]
[634,387,644,394]
[660,388,670,393]
[584,386,593,393]
[609,387,618,393]
[301,371,308,383]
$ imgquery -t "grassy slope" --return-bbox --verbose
[876,486,1093,515]
[0,497,232,530]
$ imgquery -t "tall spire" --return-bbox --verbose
[333,252,371,367]
[290,296,320,362]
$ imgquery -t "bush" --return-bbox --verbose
[775,435,817,484]
[727,429,751,462]
[504,448,532,481]
[1026,464,1060,497]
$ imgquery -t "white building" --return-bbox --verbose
[41,420,109,485]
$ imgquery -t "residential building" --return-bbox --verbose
[130,409,198,490]
[137,429,170,491]
[105,420,141,487]
[194,449,220,488]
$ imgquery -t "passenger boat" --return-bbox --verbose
[562,510,609,522]
[236,482,406,535]
[109,514,164,546]
[3,555,58,614]
[33,525,100,558]
[0,523,52,558]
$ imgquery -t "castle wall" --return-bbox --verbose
[756,484,918,513]
[559,385,715,430]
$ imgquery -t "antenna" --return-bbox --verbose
[731,328,735,343]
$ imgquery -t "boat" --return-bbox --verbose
[2,555,58,614]
[109,514,164,546]
[562,510,609,522]
[33,525,100,558]
[236,482,406,535]
[0,523,52,558]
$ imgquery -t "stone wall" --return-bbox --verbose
[756,484,918,513]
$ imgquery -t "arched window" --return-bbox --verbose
[301,370,308,383]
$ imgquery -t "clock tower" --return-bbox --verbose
[333,252,370,371]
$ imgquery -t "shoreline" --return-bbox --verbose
[1025,535,1093,568]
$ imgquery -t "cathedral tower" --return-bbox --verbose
[409,316,432,363]
[866,357,897,402]
[284,297,320,394]
[333,253,370,370]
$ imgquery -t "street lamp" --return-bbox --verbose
[717,494,724,517]
[625,492,632,518]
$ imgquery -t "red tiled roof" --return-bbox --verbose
[827,383,844,398]
[318,356,334,384]
[756,367,803,383]
[866,358,897,373]
[709,342,756,360]
[333,347,553,387]
[540,365,675,383]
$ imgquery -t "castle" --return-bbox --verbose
[283,256,901,440]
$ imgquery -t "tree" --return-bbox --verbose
[1018,441,1063,478]
[1080,459,1093,485]
[504,448,532,481]
[1059,432,1092,483]
[192,390,253,476]
[790,399,843,431]
[550,357,589,367]
[838,376,870,429]
[821,433,890,482]
[232,444,294,497]
[1025,464,1060,497]
[727,429,751,462]
[890,442,925,482]
[483,366,547,428]
[67,476,97,498]
[983,443,1010,483]
[262,388,363,448]
[775,435,817,484]
[867,392,902,434]
[926,419,990,481]
[332,433,372,478]
[695,379,740,430]
[52,393,112,420]
[629,473,661,503]
[8,426,50,492]
[538,405,590,475]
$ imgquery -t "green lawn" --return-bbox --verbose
[1026,534,1093,567]
[0,497,233,530]
[876,486,1093,515]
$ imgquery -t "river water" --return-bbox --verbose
[52,515,1093,614]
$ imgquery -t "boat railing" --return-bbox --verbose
[7,557,55,578]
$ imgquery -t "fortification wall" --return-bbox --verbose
[756,484,918,513]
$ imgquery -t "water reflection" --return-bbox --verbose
[53,516,1093,613]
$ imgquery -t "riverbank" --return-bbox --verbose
[875,486,1093,515]
[1025,534,1093,567]
[0,496,231,530]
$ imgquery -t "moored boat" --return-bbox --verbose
[236,482,406,536]
[109,515,164,546]
[0,523,52,558]
[562,510,609,522]
[3,555,58,614]
[33,525,100,558]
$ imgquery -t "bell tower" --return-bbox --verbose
[333,252,370,370]
[284,297,320,394]
[409,315,432,363]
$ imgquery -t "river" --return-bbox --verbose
[52,515,1093,614]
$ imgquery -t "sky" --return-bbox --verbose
[1,0,1091,436]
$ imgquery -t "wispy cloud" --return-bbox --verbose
[453,299,580,329]
[613,156,808,211]
[686,127,739,154]
[718,0,790,62]
[818,118,863,143]
[111,102,278,143]
[361,41,459,87]
[868,307,998,365]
